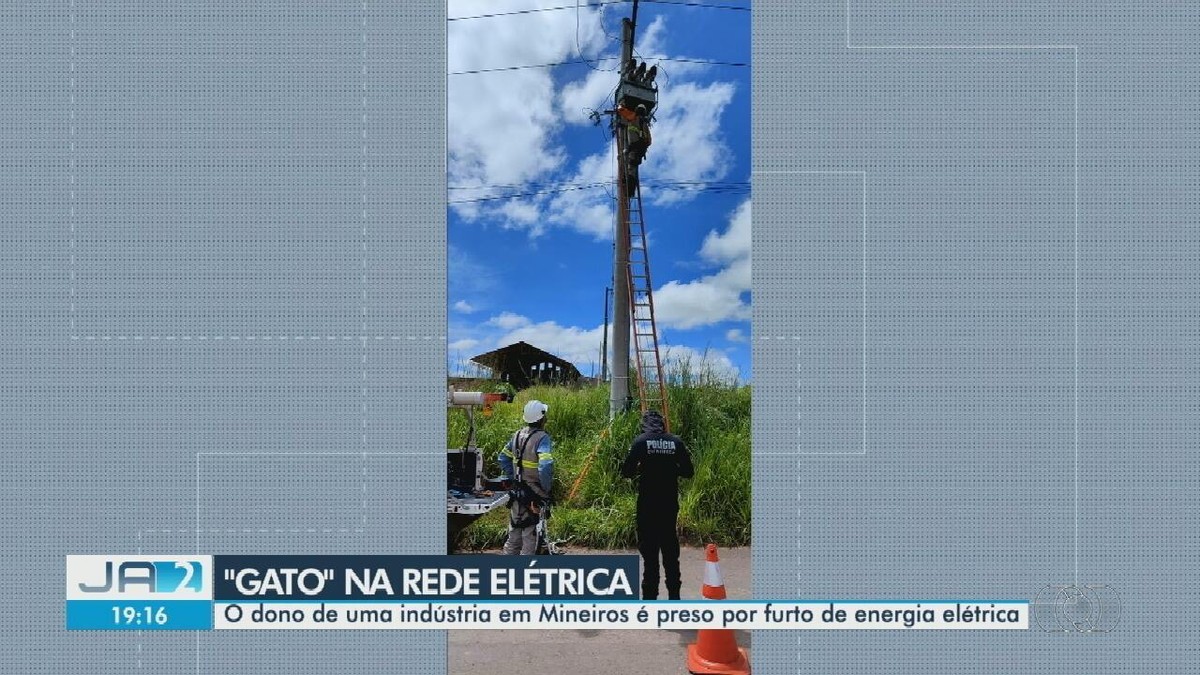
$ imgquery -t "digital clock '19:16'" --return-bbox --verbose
[112,606,169,626]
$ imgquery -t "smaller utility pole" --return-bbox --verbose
[601,286,611,381]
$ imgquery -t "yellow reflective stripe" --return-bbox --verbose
[538,453,554,461]
[499,448,513,458]
[519,460,540,469]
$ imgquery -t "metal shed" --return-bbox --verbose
[469,341,582,390]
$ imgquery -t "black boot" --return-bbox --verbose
[642,584,659,601]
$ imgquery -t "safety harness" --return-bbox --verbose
[508,427,546,528]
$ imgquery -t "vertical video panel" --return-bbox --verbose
[445,0,751,671]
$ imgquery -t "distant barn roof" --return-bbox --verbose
[470,341,581,390]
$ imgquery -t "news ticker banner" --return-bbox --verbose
[65,555,1029,631]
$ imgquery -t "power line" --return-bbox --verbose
[448,2,621,22]
[450,179,613,190]
[658,55,748,67]
[449,0,749,20]
[450,179,748,190]
[448,182,610,204]
[577,0,615,72]
[450,58,597,75]
[448,180,749,204]
[455,181,619,191]
[449,54,745,75]
[641,0,750,10]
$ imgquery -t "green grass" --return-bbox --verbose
[450,359,751,550]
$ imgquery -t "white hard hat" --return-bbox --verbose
[522,400,548,423]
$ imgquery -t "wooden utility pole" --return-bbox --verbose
[609,14,635,419]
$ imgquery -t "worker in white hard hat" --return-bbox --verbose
[498,400,554,555]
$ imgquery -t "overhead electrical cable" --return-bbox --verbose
[448,180,749,204]
[448,2,621,22]
[449,54,745,75]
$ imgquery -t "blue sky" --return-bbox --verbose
[448,0,751,382]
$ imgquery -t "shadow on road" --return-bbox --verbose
[567,628,751,648]
[662,628,752,647]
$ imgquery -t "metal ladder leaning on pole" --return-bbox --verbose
[624,179,670,430]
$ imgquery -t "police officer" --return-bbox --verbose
[498,400,554,555]
[621,410,693,599]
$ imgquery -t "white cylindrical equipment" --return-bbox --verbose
[448,391,487,407]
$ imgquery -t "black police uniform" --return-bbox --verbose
[621,410,694,600]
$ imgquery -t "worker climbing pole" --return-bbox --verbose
[607,0,671,431]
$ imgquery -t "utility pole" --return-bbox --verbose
[609,12,635,420]
[630,0,639,44]
[601,286,611,382]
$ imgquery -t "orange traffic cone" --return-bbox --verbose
[686,544,750,674]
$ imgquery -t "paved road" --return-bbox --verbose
[449,547,751,675]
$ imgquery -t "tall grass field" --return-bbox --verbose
[449,362,750,551]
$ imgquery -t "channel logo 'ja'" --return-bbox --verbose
[77,561,204,594]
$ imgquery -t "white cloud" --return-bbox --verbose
[453,300,476,314]
[556,16,687,125]
[451,9,739,238]
[492,317,740,381]
[559,71,618,126]
[487,312,532,330]
[639,80,736,206]
[498,199,542,229]
[544,76,738,238]
[559,57,738,224]
[726,328,747,343]
[653,198,751,330]
[450,313,608,376]
[545,142,618,239]
[495,319,609,372]
[653,275,748,329]
[453,312,608,377]
[701,199,750,263]
[660,344,740,384]
[449,338,480,352]
[631,16,712,82]
[452,310,745,381]
[448,0,609,226]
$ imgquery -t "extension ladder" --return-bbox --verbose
[624,177,670,431]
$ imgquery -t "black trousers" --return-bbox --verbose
[636,500,680,599]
